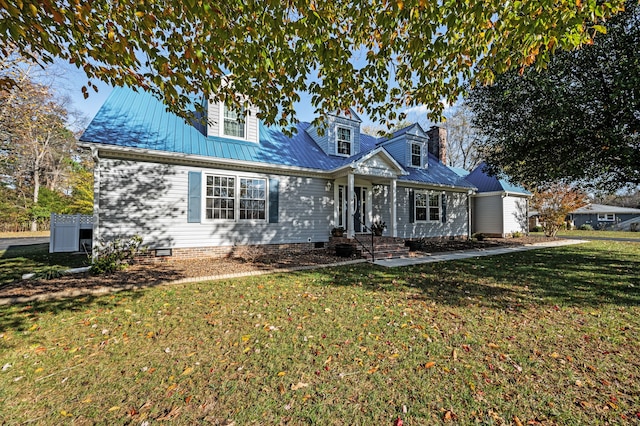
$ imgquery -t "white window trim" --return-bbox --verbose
[410,142,423,168]
[219,102,249,142]
[203,172,268,223]
[597,213,615,221]
[336,126,353,157]
[414,191,441,222]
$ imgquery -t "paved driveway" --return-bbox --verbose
[0,237,50,251]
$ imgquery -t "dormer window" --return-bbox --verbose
[337,127,352,156]
[223,104,246,138]
[411,143,422,167]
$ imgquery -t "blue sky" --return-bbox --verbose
[58,61,442,132]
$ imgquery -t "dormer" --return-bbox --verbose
[206,98,259,143]
[206,78,260,143]
[305,108,362,157]
[377,123,430,169]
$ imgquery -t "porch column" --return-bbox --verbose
[390,178,397,237]
[347,172,355,238]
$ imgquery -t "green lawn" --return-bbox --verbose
[1,241,639,424]
[531,230,640,239]
[0,244,88,286]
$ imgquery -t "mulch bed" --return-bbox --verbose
[0,237,555,300]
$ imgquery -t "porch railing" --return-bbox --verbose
[352,218,375,262]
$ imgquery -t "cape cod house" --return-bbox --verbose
[79,87,476,260]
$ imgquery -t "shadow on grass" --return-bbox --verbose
[0,243,88,286]
[0,291,142,334]
[0,263,187,334]
[317,243,640,309]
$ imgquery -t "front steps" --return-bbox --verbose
[328,236,410,260]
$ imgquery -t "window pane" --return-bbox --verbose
[412,144,421,166]
[239,178,266,220]
[223,104,245,138]
[416,208,427,221]
[206,174,236,221]
[430,208,439,221]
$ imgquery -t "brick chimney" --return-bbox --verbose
[427,126,447,164]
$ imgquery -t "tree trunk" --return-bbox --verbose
[31,160,40,232]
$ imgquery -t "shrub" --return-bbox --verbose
[472,233,485,241]
[230,245,267,263]
[33,265,67,280]
[578,224,593,231]
[532,225,543,233]
[91,235,145,274]
[512,231,523,238]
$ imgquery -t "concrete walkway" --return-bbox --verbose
[373,239,586,268]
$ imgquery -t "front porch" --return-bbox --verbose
[328,236,410,260]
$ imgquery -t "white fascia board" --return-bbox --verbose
[78,142,330,177]
[352,147,408,175]
[397,181,477,194]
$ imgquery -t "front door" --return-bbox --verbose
[354,186,366,232]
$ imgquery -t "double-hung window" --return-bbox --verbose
[223,104,246,138]
[428,194,440,221]
[597,213,615,221]
[337,127,352,156]
[206,176,235,220]
[415,193,428,221]
[411,143,422,167]
[415,192,441,222]
[240,178,266,220]
[205,174,267,221]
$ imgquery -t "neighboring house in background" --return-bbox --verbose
[452,163,531,237]
[78,87,475,260]
[569,204,640,229]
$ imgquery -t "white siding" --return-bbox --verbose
[206,101,220,137]
[396,188,468,238]
[305,115,361,156]
[384,140,406,166]
[207,101,259,143]
[97,158,334,248]
[472,195,503,235]
[503,196,528,234]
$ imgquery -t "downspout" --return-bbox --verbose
[91,147,100,257]
[467,190,473,239]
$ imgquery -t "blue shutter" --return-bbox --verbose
[187,171,201,223]
[269,178,279,223]
[441,193,447,223]
[409,189,415,223]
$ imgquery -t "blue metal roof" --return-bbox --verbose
[448,166,470,178]
[465,163,531,195]
[80,87,473,188]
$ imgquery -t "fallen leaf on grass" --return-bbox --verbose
[423,361,436,369]
[108,406,120,412]
[277,371,286,377]
[367,365,379,374]
[291,382,309,391]
[513,415,523,426]
[487,343,500,349]
[443,410,457,421]
[181,367,193,376]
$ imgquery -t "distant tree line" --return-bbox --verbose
[1,49,92,232]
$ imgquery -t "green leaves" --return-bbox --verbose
[467,0,639,190]
[0,0,626,130]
